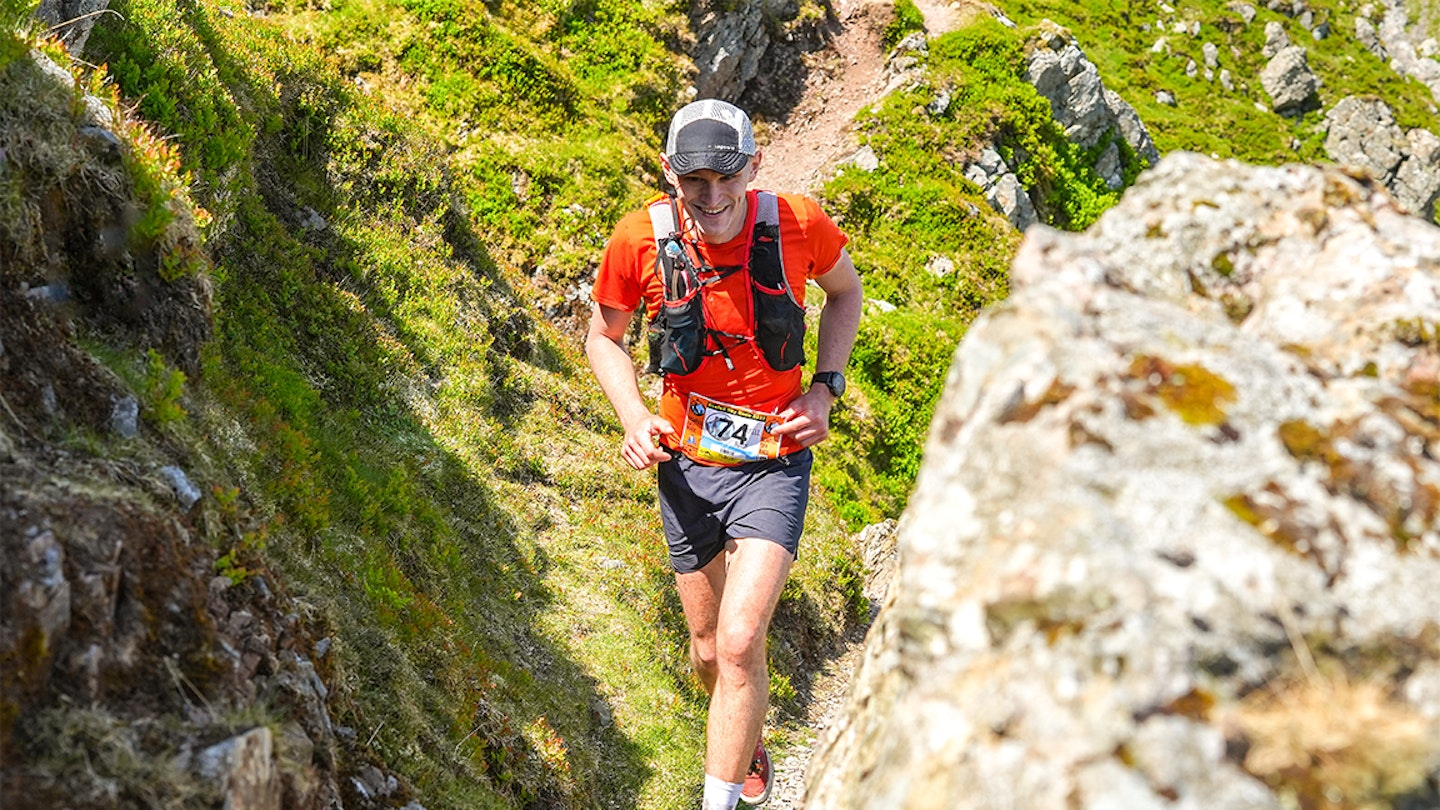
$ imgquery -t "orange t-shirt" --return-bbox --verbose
[593,190,849,464]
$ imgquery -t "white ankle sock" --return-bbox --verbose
[702,773,744,810]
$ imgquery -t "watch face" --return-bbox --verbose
[818,372,845,397]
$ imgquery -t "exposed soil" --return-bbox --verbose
[758,0,968,196]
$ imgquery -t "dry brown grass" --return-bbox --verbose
[1222,673,1439,810]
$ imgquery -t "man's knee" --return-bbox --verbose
[714,622,766,674]
[690,631,719,670]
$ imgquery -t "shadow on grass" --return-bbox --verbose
[78,4,654,806]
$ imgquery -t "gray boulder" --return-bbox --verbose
[964,148,1038,232]
[1106,88,1161,166]
[1325,95,1440,218]
[1356,16,1387,59]
[1259,46,1318,114]
[1394,127,1440,218]
[1025,30,1112,149]
[691,4,769,101]
[1324,96,1407,181]
[1021,26,1160,190]
[1261,20,1290,57]
[32,0,109,55]
[807,153,1440,809]
[1379,0,1440,103]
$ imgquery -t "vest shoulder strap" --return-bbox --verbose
[647,197,678,245]
[754,190,779,229]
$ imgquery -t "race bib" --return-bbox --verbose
[679,394,784,464]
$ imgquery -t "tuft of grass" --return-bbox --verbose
[884,0,927,50]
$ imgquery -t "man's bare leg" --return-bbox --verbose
[675,538,794,783]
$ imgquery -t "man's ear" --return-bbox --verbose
[659,153,679,189]
[746,150,763,184]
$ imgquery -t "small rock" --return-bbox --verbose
[591,699,613,728]
[299,207,327,232]
[111,395,139,438]
[1262,21,1290,57]
[848,145,880,172]
[160,465,202,510]
[78,125,123,160]
[23,283,69,304]
[1157,90,1178,106]
[196,728,280,810]
[927,88,951,116]
[926,256,955,278]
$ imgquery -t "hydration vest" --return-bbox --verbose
[645,191,807,376]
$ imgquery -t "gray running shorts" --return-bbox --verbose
[656,448,812,573]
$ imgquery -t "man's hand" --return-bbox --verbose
[621,415,676,470]
[587,302,677,471]
[774,386,835,448]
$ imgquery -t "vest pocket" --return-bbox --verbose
[658,295,706,375]
[753,286,806,371]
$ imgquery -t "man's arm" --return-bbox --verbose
[774,248,863,447]
[585,303,675,470]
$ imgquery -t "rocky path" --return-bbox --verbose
[760,0,968,195]
[755,3,961,806]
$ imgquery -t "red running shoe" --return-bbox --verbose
[740,740,772,806]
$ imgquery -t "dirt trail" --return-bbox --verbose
[758,2,962,806]
[759,0,968,195]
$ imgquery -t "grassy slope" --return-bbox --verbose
[999,0,1438,162]
[45,0,862,807]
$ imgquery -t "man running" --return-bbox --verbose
[585,98,862,809]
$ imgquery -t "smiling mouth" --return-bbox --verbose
[697,204,728,216]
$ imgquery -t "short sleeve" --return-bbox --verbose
[781,194,848,279]
[592,210,651,313]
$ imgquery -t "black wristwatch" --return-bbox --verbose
[812,371,846,398]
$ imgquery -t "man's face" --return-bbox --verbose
[662,152,762,244]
